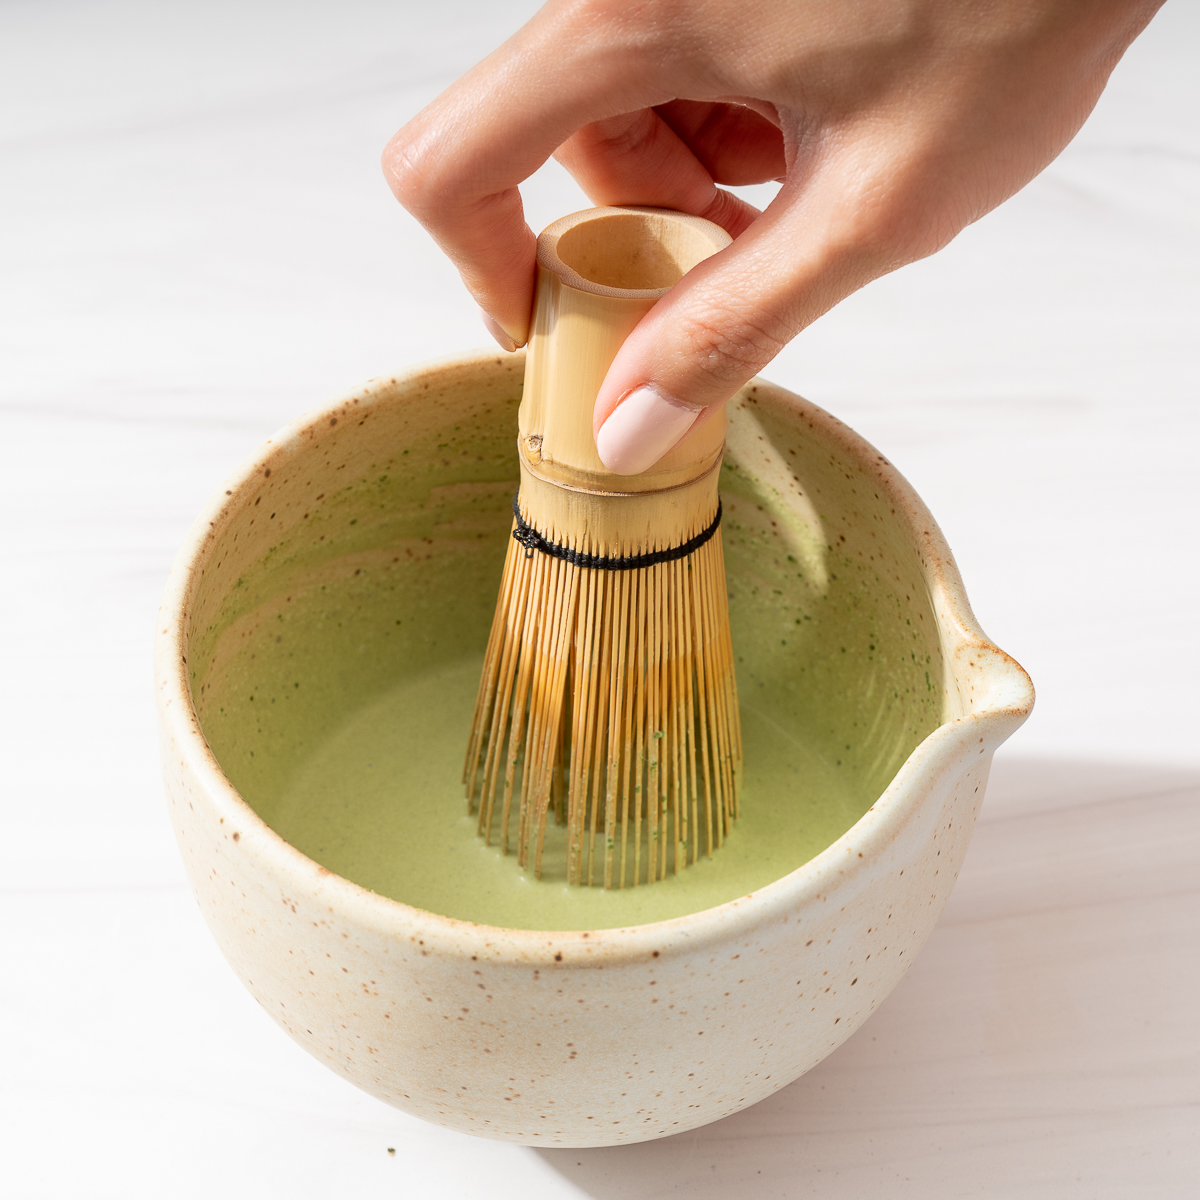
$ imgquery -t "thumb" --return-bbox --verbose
[593,180,887,475]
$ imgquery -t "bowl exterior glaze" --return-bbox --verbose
[156,350,1033,1146]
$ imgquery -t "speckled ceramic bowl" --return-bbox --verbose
[155,349,1032,1147]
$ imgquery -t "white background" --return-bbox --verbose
[1,2,1196,1195]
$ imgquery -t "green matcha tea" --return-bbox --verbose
[190,378,942,930]
[256,653,861,929]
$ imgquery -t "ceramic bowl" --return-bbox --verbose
[155,349,1032,1147]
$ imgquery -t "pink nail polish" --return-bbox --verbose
[480,309,518,353]
[595,386,702,475]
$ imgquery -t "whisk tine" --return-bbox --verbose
[466,503,740,887]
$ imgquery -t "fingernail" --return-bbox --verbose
[480,309,519,353]
[595,386,702,475]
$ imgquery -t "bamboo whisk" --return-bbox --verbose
[464,206,743,888]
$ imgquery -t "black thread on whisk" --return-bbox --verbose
[510,492,722,570]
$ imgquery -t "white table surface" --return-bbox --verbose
[2,2,1197,1196]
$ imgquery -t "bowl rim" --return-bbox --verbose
[155,348,1033,965]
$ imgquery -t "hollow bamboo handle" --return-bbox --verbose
[518,207,731,495]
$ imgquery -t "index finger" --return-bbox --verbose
[381,2,690,344]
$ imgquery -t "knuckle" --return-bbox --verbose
[854,198,935,269]
[585,109,660,159]
[566,0,665,35]
[677,306,793,387]
[833,156,972,272]
[554,0,680,65]
[829,178,908,265]
[381,131,435,213]
[560,0,622,24]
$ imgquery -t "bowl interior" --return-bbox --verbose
[185,355,945,930]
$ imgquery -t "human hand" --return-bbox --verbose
[383,0,1160,474]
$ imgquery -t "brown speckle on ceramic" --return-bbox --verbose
[155,350,1033,1147]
